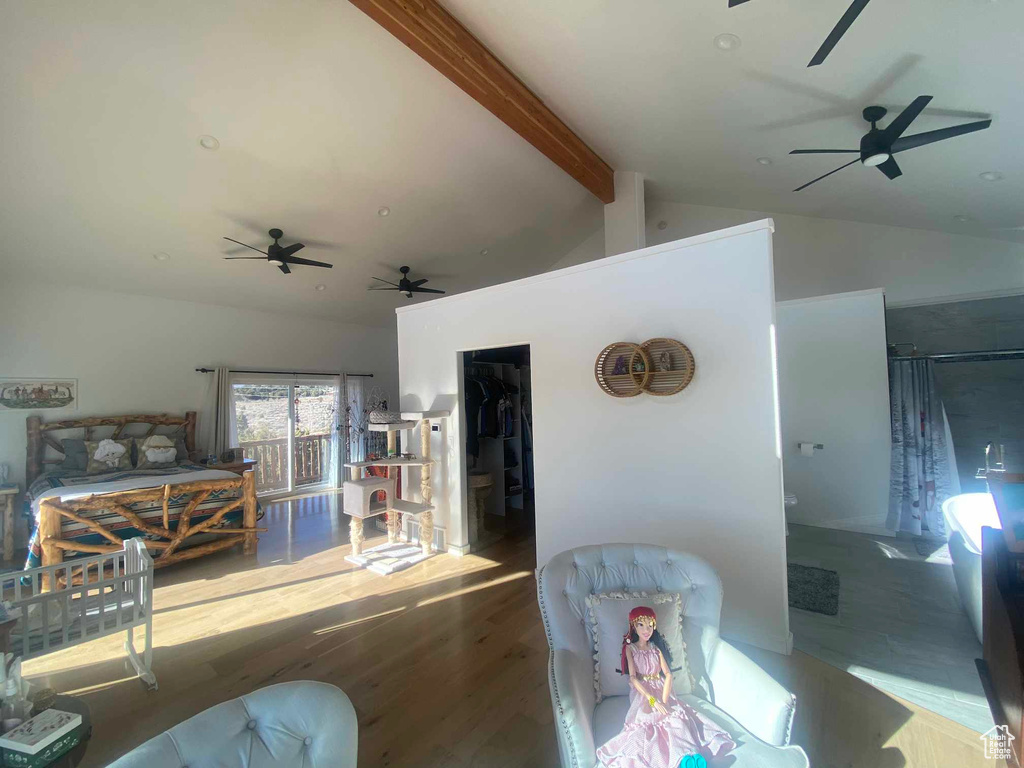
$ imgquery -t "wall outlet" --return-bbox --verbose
[431,424,440,432]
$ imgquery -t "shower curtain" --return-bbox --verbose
[886,358,953,536]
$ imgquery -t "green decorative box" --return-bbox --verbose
[2,723,87,768]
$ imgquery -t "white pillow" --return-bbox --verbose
[137,435,178,468]
[585,591,693,702]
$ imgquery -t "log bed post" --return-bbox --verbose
[184,411,197,461]
[38,499,63,591]
[242,470,258,556]
[26,415,43,487]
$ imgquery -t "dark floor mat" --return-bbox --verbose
[788,563,840,616]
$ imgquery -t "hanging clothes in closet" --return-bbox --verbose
[464,368,517,457]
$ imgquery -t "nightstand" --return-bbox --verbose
[206,458,257,475]
[0,483,19,562]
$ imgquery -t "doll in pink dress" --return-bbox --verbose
[596,606,736,768]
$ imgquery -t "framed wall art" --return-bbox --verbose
[0,378,78,412]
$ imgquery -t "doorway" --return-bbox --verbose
[462,345,535,551]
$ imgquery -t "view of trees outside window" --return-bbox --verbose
[233,383,339,492]
[234,384,336,441]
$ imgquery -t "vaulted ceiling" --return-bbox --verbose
[0,1,602,326]
[443,0,1022,236]
[2,0,1021,326]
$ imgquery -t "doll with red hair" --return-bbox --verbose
[596,606,735,767]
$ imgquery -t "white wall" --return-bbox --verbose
[397,221,791,653]
[647,202,1024,307]
[0,278,398,537]
[553,201,1024,307]
[776,290,892,536]
[551,229,604,272]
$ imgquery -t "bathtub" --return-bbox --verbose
[942,492,1001,643]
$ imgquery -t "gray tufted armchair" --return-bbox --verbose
[109,681,357,768]
[538,544,809,768]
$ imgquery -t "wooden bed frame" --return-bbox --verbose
[26,411,259,570]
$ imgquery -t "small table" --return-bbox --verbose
[0,484,19,563]
[204,458,256,475]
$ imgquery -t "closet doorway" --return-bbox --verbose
[462,345,535,552]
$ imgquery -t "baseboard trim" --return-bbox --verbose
[448,543,471,556]
[788,515,893,538]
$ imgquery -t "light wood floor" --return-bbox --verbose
[24,494,991,767]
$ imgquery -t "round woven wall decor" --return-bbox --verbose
[595,342,650,397]
[639,338,695,396]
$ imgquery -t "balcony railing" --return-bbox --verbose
[239,433,333,493]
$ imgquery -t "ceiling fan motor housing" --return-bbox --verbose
[859,131,890,166]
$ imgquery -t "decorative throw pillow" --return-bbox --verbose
[59,439,88,471]
[136,435,179,469]
[84,438,133,473]
[585,591,693,702]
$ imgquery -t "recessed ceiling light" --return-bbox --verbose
[314,284,326,292]
[480,249,489,256]
[756,157,773,166]
[657,221,668,230]
[979,171,1004,182]
[377,206,391,217]
[152,252,170,262]
[713,33,741,52]
[952,214,972,223]
[198,135,220,151]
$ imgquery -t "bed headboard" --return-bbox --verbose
[25,412,197,486]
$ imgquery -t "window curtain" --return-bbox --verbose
[345,375,367,464]
[886,358,952,536]
[329,374,342,489]
[199,366,238,459]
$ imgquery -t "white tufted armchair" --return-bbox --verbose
[108,681,357,768]
[538,544,809,768]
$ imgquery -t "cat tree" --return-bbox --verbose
[343,411,448,574]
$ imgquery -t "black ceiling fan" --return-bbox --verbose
[223,228,333,274]
[789,95,992,192]
[369,266,446,299]
[729,0,872,67]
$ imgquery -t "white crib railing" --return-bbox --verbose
[2,538,156,689]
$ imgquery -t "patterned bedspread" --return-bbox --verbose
[24,463,260,569]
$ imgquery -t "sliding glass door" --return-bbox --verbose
[233,375,340,496]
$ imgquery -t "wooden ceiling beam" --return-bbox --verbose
[348,0,615,203]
